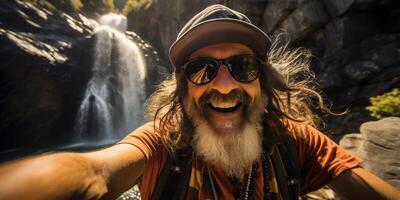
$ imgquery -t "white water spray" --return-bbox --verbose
[75,13,146,143]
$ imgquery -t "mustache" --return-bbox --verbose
[199,89,251,108]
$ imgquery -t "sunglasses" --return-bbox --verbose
[182,54,263,85]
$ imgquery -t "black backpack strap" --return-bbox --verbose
[151,148,193,200]
[279,136,301,198]
[151,122,301,200]
[271,139,301,200]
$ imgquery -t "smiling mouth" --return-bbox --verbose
[208,102,242,113]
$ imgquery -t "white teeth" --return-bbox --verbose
[210,101,238,108]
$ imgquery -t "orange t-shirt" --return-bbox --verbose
[119,120,362,199]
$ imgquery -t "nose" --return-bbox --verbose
[210,64,239,94]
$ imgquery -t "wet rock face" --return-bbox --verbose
[0,0,97,151]
[126,0,400,136]
[340,117,400,189]
[0,0,166,153]
[262,0,400,136]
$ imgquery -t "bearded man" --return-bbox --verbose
[0,4,399,200]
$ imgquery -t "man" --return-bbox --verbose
[0,4,399,200]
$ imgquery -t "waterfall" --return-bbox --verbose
[75,13,146,144]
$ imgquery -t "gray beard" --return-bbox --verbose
[192,120,262,180]
[183,93,265,180]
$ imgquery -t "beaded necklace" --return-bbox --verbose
[207,154,272,200]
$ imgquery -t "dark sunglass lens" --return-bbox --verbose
[228,55,260,82]
[185,58,218,84]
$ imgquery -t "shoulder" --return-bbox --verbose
[281,118,338,155]
[125,121,162,141]
[281,119,364,194]
[119,121,165,160]
[282,118,321,142]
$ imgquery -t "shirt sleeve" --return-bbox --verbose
[118,122,168,200]
[287,121,363,195]
[118,122,163,160]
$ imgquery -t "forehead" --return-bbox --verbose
[189,43,254,59]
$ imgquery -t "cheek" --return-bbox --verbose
[187,83,208,105]
[241,79,261,99]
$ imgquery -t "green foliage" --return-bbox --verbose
[103,0,116,11]
[122,0,152,15]
[81,0,115,16]
[31,0,115,15]
[69,0,83,11]
[366,88,400,119]
[45,0,83,12]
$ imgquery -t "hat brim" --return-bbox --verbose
[169,19,271,69]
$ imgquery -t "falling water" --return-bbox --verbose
[75,13,146,144]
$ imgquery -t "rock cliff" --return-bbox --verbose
[126,0,400,136]
[0,0,165,157]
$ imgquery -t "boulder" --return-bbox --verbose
[339,133,363,154]
[340,117,400,189]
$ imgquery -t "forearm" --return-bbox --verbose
[0,144,146,200]
[85,144,146,200]
[0,152,106,200]
[329,167,400,200]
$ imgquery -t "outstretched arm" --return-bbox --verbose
[0,143,145,200]
[329,167,400,200]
